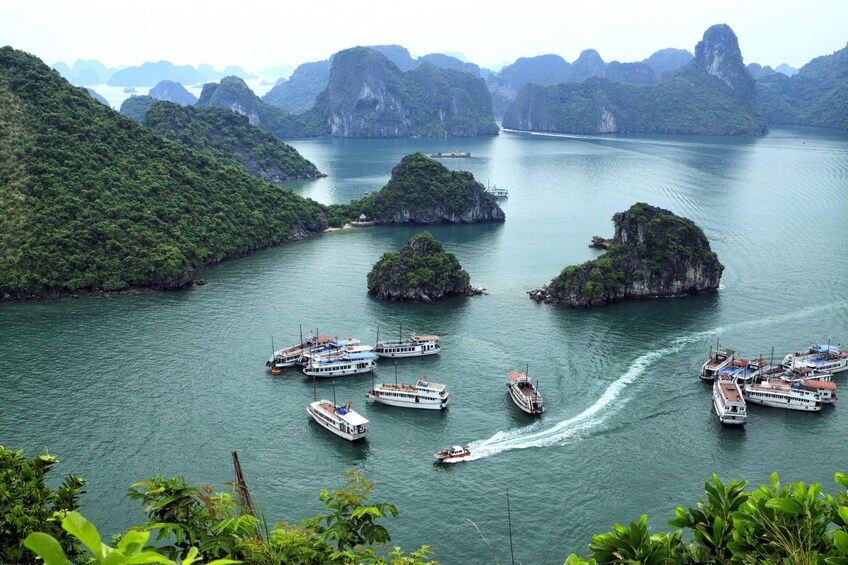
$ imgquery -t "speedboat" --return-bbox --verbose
[434,444,472,463]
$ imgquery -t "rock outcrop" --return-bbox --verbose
[530,203,723,308]
[197,76,324,138]
[367,232,481,302]
[149,80,197,106]
[356,153,505,224]
[502,24,766,136]
[314,47,498,137]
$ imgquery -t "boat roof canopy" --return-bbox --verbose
[340,410,369,426]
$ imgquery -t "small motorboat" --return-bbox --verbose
[434,444,472,463]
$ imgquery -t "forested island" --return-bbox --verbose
[502,24,767,135]
[367,231,481,302]
[0,47,328,298]
[328,152,505,226]
[0,47,503,299]
[142,101,325,182]
[530,203,723,307]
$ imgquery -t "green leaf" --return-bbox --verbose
[765,497,803,515]
[835,473,848,489]
[62,511,104,558]
[833,529,848,552]
[119,550,175,565]
[23,532,72,565]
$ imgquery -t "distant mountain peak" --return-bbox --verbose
[694,24,747,89]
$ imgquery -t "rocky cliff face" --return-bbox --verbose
[149,80,197,106]
[315,47,498,137]
[694,23,758,103]
[359,153,505,224]
[367,232,481,302]
[198,76,325,138]
[502,24,766,136]
[198,77,263,125]
[530,203,723,308]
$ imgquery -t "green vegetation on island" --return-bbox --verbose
[0,46,328,297]
[756,43,848,131]
[503,24,766,136]
[312,47,498,137]
[197,76,327,138]
[119,94,156,122]
[142,101,325,182]
[531,203,723,307]
[367,231,479,301]
[327,152,505,226]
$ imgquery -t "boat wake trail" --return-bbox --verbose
[462,332,707,462]
[461,300,848,462]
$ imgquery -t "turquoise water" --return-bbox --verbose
[2,127,847,563]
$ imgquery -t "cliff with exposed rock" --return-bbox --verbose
[313,47,498,137]
[367,232,481,302]
[530,203,723,307]
[503,24,766,135]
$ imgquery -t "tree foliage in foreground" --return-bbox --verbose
[565,472,848,564]
[1,445,433,564]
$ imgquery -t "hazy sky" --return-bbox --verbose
[3,0,846,73]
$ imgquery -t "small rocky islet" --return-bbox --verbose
[335,152,505,226]
[367,232,482,302]
[530,203,723,307]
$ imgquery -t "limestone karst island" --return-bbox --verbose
[3,9,848,565]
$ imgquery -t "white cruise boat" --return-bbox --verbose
[301,338,371,362]
[506,370,544,415]
[307,400,368,441]
[699,344,735,381]
[486,184,508,198]
[303,352,378,377]
[374,332,440,358]
[783,344,848,374]
[712,377,747,425]
[366,378,448,409]
[795,379,837,404]
[266,333,332,371]
[743,380,822,412]
[303,343,375,364]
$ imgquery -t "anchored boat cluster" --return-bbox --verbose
[266,326,544,462]
[701,341,846,425]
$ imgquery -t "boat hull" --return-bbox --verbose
[304,361,377,378]
[712,390,746,425]
[507,384,544,415]
[366,391,447,410]
[744,396,821,411]
[307,405,367,441]
[374,348,440,359]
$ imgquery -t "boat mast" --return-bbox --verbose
[394,362,398,385]
[312,375,316,402]
[271,336,275,357]
[299,324,303,345]
[376,323,380,347]
[399,323,402,342]
[332,380,337,407]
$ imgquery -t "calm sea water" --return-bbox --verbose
[2,127,847,564]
